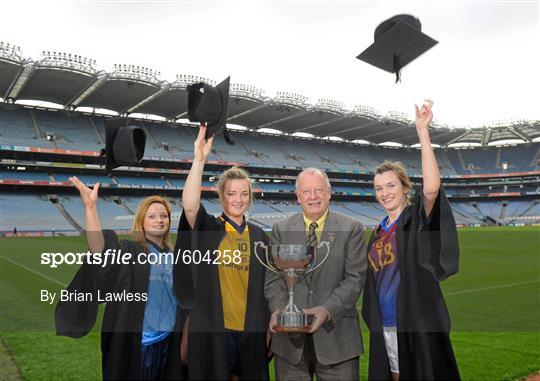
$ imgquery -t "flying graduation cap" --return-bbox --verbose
[102,118,146,171]
[357,14,438,83]
[187,76,234,145]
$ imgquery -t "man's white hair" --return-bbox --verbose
[295,167,331,191]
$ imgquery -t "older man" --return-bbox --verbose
[265,168,367,380]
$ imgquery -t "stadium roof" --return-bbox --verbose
[1,42,539,147]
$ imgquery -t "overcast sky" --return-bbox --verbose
[2,0,539,128]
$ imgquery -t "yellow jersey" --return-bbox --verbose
[217,215,251,331]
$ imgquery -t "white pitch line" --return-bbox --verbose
[445,279,540,296]
[0,256,67,288]
[461,259,540,265]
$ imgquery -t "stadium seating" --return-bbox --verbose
[2,107,539,232]
[60,196,133,230]
[257,182,294,192]
[446,145,540,174]
[1,170,50,181]
[54,174,114,184]
[2,190,539,233]
[140,122,194,160]
[167,178,186,188]
[220,133,266,165]
[0,194,73,231]
[1,107,537,176]
[500,145,540,171]
[0,107,54,148]
[33,110,102,151]
[114,176,168,187]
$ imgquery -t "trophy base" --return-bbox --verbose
[274,325,312,333]
[276,311,313,333]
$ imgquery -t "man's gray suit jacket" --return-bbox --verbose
[265,209,368,366]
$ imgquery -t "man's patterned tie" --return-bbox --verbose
[307,221,318,247]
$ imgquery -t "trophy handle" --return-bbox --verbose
[253,241,279,273]
[310,241,331,272]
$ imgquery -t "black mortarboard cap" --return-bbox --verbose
[357,14,438,82]
[104,118,146,170]
[187,76,233,144]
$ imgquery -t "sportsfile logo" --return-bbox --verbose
[40,249,243,268]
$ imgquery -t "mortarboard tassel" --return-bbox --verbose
[223,129,235,145]
[393,53,402,83]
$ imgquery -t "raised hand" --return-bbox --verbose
[69,176,100,210]
[194,124,215,162]
[415,99,434,134]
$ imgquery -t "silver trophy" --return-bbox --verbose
[254,241,330,332]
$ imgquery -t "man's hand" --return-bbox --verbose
[303,306,330,333]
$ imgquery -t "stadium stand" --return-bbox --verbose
[0,194,73,232]
[258,182,295,192]
[140,122,187,160]
[302,140,359,171]
[1,88,539,233]
[221,131,271,166]
[2,108,536,177]
[54,174,114,184]
[114,175,168,187]
[33,110,102,151]
[60,195,133,230]
[0,107,53,148]
[1,170,50,181]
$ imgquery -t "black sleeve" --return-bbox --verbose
[178,203,217,233]
[55,230,126,338]
[414,187,460,281]
[173,206,216,311]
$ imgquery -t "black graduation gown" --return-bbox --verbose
[55,229,195,380]
[173,205,270,381]
[362,188,461,380]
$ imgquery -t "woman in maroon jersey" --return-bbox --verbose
[362,100,461,381]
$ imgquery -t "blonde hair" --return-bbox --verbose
[374,161,413,204]
[131,195,173,250]
[217,166,254,209]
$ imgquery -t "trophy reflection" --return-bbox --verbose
[254,242,330,332]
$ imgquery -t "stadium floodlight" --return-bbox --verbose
[230,83,265,100]
[275,91,309,107]
[315,99,346,114]
[386,110,412,125]
[0,41,22,62]
[352,105,381,120]
[39,50,97,74]
[111,63,162,85]
[174,74,216,88]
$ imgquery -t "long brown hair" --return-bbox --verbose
[131,196,173,250]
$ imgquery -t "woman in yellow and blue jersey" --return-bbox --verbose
[177,125,271,380]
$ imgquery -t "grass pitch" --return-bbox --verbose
[1,226,539,380]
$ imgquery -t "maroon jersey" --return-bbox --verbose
[368,216,400,326]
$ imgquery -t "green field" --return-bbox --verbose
[1,226,539,380]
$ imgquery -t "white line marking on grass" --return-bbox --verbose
[445,279,540,296]
[462,259,540,265]
[0,256,67,288]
